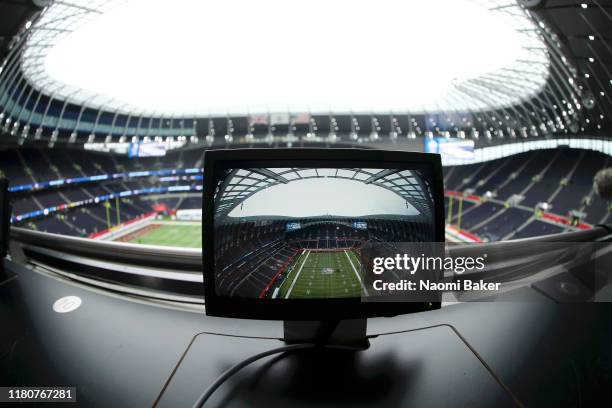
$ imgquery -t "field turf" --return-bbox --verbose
[129,223,202,248]
[277,250,367,299]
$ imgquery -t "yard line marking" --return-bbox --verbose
[285,250,310,299]
[344,250,367,295]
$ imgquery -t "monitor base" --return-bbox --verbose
[283,319,370,350]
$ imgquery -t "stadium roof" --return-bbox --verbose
[214,167,434,219]
[19,0,550,116]
[0,0,611,146]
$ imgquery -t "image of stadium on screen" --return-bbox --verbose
[213,167,437,299]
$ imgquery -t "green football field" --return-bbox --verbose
[277,250,367,299]
[129,223,202,248]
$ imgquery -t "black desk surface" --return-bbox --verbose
[2,260,611,407]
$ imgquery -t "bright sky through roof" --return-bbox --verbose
[42,0,538,115]
[228,178,419,218]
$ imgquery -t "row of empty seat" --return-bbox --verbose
[444,148,611,241]
[1,148,203,237]
[2,146,611,241]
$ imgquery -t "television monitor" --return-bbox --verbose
[202,149,445,320]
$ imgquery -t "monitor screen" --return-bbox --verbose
[203,149,445,319]
[213,165,438,299]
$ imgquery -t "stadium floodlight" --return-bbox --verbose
[49,130,59,148]
[2,117,11,133]
[536,202,550,212]
[202,148,445,347]
[10,121,19,136]
[370,117,380,140]
[483,191,495,200]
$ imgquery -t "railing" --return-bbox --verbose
[10,226,203,303]
[9,224,612,304]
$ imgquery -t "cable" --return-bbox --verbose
[192,343,315,408]
[193,321,363,407]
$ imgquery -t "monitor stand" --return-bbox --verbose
[283,318,370,350]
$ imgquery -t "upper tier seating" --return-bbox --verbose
[2,146,610,241]
[444,148,611,241]
[2,147,202,237]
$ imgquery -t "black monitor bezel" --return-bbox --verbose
[202,148,445,320]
